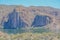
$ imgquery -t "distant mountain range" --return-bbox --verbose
[0,5,60,30]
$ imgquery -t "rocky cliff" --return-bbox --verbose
[0,5,60,31]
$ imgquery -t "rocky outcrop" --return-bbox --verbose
[31,15,51,27]
[3,9,28,29]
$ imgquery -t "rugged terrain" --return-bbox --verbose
[0,5,60,31]
[0,5,60,40]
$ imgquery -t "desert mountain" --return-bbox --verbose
[0,5,60,30]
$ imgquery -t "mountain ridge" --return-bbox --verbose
[0,5,60,32]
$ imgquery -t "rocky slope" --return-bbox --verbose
[0,5,60,32]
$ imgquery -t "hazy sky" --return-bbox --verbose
[0,0,60,9]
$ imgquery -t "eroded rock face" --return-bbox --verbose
[2,9,52,29]
[3,9,28,29]
[31,15,51,27]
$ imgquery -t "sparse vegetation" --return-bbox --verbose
[0,27,60,40]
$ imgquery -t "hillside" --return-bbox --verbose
[0,5,60,40]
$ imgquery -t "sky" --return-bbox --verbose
[0,0,60,9]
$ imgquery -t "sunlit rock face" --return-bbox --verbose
[31,15,51,27]
[3,9,28,29]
